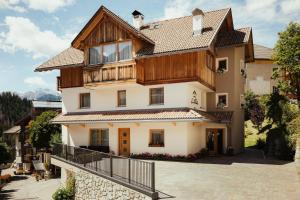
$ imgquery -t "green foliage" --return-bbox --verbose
[50,132,62,146]
[287,114,300,150]
[265,92,288,125]
[52,188,73,200]
[0,92,32,137]
[0,143,11,164]
[29,111,61,149]
[66,175,75,197]
[244,90,265,129]
[272,22,300,107]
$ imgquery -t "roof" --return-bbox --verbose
[35,47,83,72]
[254,44,273,60]
[51,108,217,124]
[138,8,230,56]
[32,101,62,108]
[3,126,21,134]
[215,27,252,47]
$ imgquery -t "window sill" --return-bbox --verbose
[79,107,90,109]
[149,103,164,106]
[117,105,126,108]
[148,144,165,147]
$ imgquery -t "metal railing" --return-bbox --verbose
[52,143,156,193]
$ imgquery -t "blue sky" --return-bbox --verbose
[0,0,299,93]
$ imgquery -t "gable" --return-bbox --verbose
[72,6,154,49]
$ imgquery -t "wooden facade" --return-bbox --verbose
[59,67,83,89]
[136,51,215,90]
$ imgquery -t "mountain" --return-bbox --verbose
[20,88,61,101]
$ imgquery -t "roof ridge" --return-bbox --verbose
[144,7,231,25]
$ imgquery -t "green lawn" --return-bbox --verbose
[244,120,267,148]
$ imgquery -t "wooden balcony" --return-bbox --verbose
[83,61,136,86]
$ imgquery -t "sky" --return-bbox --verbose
[0,0,299,93]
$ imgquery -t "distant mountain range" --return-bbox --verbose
[19,88,61,101]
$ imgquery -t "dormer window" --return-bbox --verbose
[88,41,132,65]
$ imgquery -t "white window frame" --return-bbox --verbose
[216,93,229,108]
[216,57,229,72]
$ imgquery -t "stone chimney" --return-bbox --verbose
[132,10,144,30]
[192,8,204,35]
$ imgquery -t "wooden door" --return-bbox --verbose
[206,129,218,155]
[118,128,130,156]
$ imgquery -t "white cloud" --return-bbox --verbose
[24,0,75,13]
[0,16,72,59]
[281,0,300,15]
[0,0,75,13]
[24,76,48,87]
[0,0,26,12]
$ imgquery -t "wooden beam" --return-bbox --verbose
[192,122,207,126]
[107,123,114,127]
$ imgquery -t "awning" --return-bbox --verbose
[52,108,217,124]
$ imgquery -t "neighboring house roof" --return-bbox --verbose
[35,47,83,72]
[215,27,252,47]
[254,44,273,60]
[138,8,230,56]
[51,108,217,124]
[3,126,21,134]
[32,100,62,108]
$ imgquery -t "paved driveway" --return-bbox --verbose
[156,149,300,200]
[0,169,61,200]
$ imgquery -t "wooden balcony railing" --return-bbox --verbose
[83,64,136,85]
[198,66,215,90]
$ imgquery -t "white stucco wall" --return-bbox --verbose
[61,121,227,156]
[61,82,210,114]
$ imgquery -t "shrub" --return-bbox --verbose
[255,138,266,149]
[66,175,75,197]
[52,188,73,200]
[0,174,11,183]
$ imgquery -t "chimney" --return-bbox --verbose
[192,8,204,36]
[132,10,144,30]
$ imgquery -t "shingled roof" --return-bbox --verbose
[51,108,217,124]
[35,47,83,72]
[35,6,252,71]
[137,8,230,56]
[254,44,273,60]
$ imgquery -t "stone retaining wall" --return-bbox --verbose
[75,170,151,200]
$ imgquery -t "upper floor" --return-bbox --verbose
[36,5,254,95]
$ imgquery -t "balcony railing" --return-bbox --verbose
[51,144,157,197]
[83,63,136,85]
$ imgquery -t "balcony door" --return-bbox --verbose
[118,128,130,156]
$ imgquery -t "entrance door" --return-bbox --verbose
[206,129,223,155]
[118,128,130,156]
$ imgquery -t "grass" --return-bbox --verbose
[244,120,267,148]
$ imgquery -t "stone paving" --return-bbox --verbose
[155,149,300,200]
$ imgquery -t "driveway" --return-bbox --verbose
[0,169,61,200]
[156,149,300,200]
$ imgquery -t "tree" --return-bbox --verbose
[0,143,10,164]
[29,111,61,149]
[0,92,32,137]
[244,90,265,129]
[272,22,300,107]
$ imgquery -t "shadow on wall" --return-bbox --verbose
[194,148,293,165]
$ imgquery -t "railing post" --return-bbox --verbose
[128,159,131,183]
[110,155,113,177]
[151,162,155,192]
[65,144,68,160]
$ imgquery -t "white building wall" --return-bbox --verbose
[62,121,228,156]
[61,82,211,114]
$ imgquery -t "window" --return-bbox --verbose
[216,93,228,108]
[149,129,164,147]
[149,88,164,105]
[119,41,132,61]
[80,93,90,108]
[90,129,109,146]
[240,94,245,108]
[89,46,102,64]
[240,59,245,75]
[117,90,126,107]
[216,57,228,73]
[103,44,117,63]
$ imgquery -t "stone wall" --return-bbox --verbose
[75,170,152,200]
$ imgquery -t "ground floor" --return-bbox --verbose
[2,149,299,200]
[62,121,228,156]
